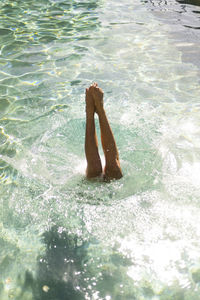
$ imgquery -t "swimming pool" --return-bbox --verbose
[1,0,200,299]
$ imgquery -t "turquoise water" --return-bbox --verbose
[1,0,200,299]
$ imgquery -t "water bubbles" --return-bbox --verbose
[42,285,50,292]
[1,0,200,299]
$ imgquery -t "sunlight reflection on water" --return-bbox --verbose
[0,0,200,299]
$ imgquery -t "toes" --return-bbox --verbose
[92,82,98,88]
[88,83,103,99]
[89,85,94,93]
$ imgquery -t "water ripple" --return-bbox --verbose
[0,0,200,299]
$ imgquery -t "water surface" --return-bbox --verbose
[1,0,200,299]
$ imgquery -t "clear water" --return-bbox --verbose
[0,0,200,299]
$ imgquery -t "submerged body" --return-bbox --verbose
[85,83,123,180]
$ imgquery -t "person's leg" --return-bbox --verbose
[85,87,102,178]
[91,83,123,180]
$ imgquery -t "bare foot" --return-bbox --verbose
[85,87,95,117]
[91,82,104,115]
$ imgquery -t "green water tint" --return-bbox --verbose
[1,0,200,299]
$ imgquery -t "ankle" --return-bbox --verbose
[97,108,106,120]
[96,106,105,115]
[86,109,95,119]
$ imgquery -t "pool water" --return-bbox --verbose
[1,0,200,299]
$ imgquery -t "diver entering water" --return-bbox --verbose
[85,82,123,180]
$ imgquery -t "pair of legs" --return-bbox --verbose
[85,83,122,180]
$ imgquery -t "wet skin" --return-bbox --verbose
[85,83,123,180]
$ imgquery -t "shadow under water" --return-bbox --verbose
[14,226,134,300]
[33,227,87,300]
